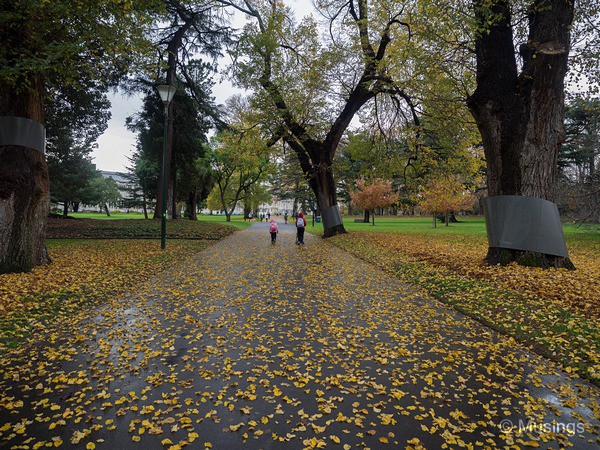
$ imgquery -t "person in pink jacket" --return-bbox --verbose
[269,218,279,244]
[295,212,307,245]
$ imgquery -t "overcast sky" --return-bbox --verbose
[92,0,314,173]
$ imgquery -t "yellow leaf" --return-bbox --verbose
[230,423,244,431]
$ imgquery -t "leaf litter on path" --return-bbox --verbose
[1,223,599,449]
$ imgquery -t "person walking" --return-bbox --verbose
[295,212,307,245]
[269,218,279,245]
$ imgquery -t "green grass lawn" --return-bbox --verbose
[67,211,147,220]
[194,213,253,230]
[306,214,600,242]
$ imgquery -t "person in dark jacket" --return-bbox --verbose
[295,212,307,245]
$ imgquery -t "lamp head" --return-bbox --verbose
[156,84,177,106]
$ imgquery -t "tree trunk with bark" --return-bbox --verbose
[0,76,51,274]
[233,0,416,238]
[154,13,192,220]
[187,190,197,220]
[142,192,148,219]
[363,209,370,223]
[467,0,575,269]
[301,144,345,237]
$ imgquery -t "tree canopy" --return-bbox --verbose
[208,97,273,220]
[350,178,399,225]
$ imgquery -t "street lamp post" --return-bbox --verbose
[156,84,177,250]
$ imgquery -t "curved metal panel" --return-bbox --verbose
[322,205,343,228]
[483,195,569,258]
[0,116,46,153]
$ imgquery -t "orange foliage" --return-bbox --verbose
[350,178,398,212]
[418,176,474,214]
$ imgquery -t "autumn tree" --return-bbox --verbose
[418,175,474,227]
[408,0,598,267]
[207,130,271,220]
[336,131,400,222]
[466,0,587,268]
[335,121,484,220]
[221,0,421,237]
[0,0,160,274]
[350,178,399,225]
[208,98,273,221]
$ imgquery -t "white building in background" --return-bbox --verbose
[258,198,295,216]
[100,171,130,198]
[200,197,295,217]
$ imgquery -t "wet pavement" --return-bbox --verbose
[1,221,599,449]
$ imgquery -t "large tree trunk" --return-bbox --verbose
[467,0,575,269]
[187,190,197,220]
[0,76,51,274]
[142,191,148,219]
[301,143,345,237]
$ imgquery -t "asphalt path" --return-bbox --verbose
[1,221,599,449]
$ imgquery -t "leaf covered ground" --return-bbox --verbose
[327,228,600,384]
[1,223,599,449]
[0,219,239,349]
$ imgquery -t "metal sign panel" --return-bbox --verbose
[483,195,569,258]
[0,116,46,153]
[322,205,343,228]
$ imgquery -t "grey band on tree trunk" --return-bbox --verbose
[322,205,343,228]
[483,195,569,258]
[0,116,46,154]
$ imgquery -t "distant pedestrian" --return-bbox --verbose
[269,218,279,244]
[284,212,288,224]
[295,212,306,245]
[266,212,270,221]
